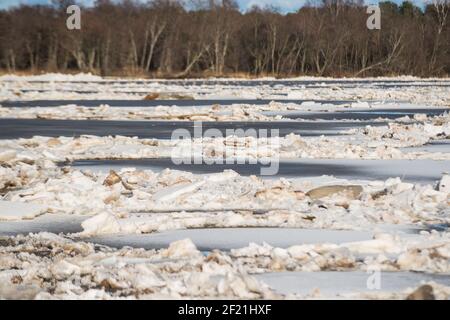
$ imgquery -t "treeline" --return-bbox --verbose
[0,0,449,77]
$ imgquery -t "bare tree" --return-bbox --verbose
[0,0,448,77]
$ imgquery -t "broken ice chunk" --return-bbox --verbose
[0,200,46,221]
[438,175,450,193]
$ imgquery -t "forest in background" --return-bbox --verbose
[0,0,449,78]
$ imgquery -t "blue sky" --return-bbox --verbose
[0,0,428,12]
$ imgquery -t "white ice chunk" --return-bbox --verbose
[0,149,16,162]
[0,200,46,221]
[152,180,205,202]
[439,175,450,193]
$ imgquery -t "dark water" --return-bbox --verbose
[283,108,448,120]
[87,228,374,251]
[0,214,85,236]
[401,140,450,153]
[257,271,450,296]
[68,158,450,184]
[13,79,450,94]
[2,98,446,122]
[0,119,386,139]
[0,99,352,108]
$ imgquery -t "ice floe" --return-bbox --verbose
[1,75,449,105]
[0,232,449,299]
[0,164,447,235]
[0,201,45,221]
[0,75,449,300]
